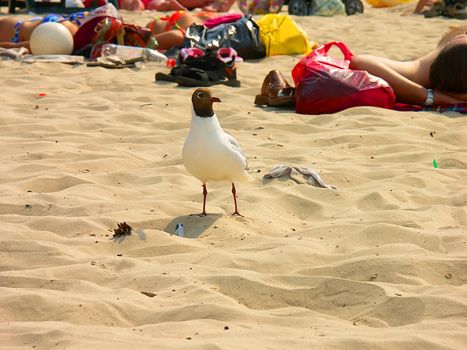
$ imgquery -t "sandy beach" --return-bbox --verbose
[1,3,466,349]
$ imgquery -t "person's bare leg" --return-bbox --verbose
[154,30,184,50]
[203,0,235,12]
[219,0,236,12]
[146,13,197,36]
[120,0,145,10]
[61,21,79,37]
[177,13,202,28]
[177,0,211,8]
[0,41,31,51]
[146,0,187,11]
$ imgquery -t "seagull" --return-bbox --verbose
[183,88,251,216]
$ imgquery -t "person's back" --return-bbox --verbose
[350,26,467,106]
[0,16,78,50]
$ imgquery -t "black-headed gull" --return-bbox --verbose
[183,88,250,216]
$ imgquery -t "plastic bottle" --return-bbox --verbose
[101,43,169,65]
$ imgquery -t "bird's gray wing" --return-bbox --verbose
[223,131,249,170]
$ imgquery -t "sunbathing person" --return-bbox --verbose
[81,0,155,11]
[0,15,81,51]
[116,0,187,11]
[146,0,188,10]
[349,26,467,106]
[145,11,215,50]
[114,0,235,11]
[177,0,236,11]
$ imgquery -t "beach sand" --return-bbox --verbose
[1,4,466,349]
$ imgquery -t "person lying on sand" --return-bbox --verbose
[349,26,467,106]
[177,0,236,12]
[107,0,235,11]
[81,0,186,11]
[145,10,215,49]
[0,14,80,51]
[0,10,209,53]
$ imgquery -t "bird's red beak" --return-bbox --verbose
[211,96,221,103]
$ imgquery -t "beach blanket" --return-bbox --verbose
[22,55,85,64]
[394,103,467,114]
[0,47,28,60]
[0,48,84,64]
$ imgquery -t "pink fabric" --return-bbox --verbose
[204,13,243,28]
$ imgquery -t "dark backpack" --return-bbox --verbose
[183,17,266,60]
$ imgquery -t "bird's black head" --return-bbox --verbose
[192,88,221,118]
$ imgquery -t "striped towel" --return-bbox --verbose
[395,103,467,114]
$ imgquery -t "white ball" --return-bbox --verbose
[30,22,74,55]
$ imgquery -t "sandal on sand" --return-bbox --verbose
[445,2,467,19]
[423,1,467,19]
[87,55,143,69]
[155,49,241,87]
[254,70,295,107]
[176,62,240,87]
[155,65,188,82]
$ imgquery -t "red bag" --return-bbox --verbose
[291,41,396,115]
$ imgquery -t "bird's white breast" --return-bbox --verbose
[183,113,249,184]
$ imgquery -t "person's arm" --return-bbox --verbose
[350,54,465,105]
[0,41,30,51]
[448,92,467,101]
[350,54,427,104]
[435,91,467,105]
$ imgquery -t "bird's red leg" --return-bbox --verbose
[231,183,242,216]
[201,183,208,216]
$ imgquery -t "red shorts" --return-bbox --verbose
[82,0,108,7]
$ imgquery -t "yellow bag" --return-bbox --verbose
[257,14,313,57]
[366,0,415,8]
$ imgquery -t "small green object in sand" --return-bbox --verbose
[433,159,438,168]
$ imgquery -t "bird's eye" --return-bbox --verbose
[197,92,203,98]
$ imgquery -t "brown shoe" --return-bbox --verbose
[254,70,295,107]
